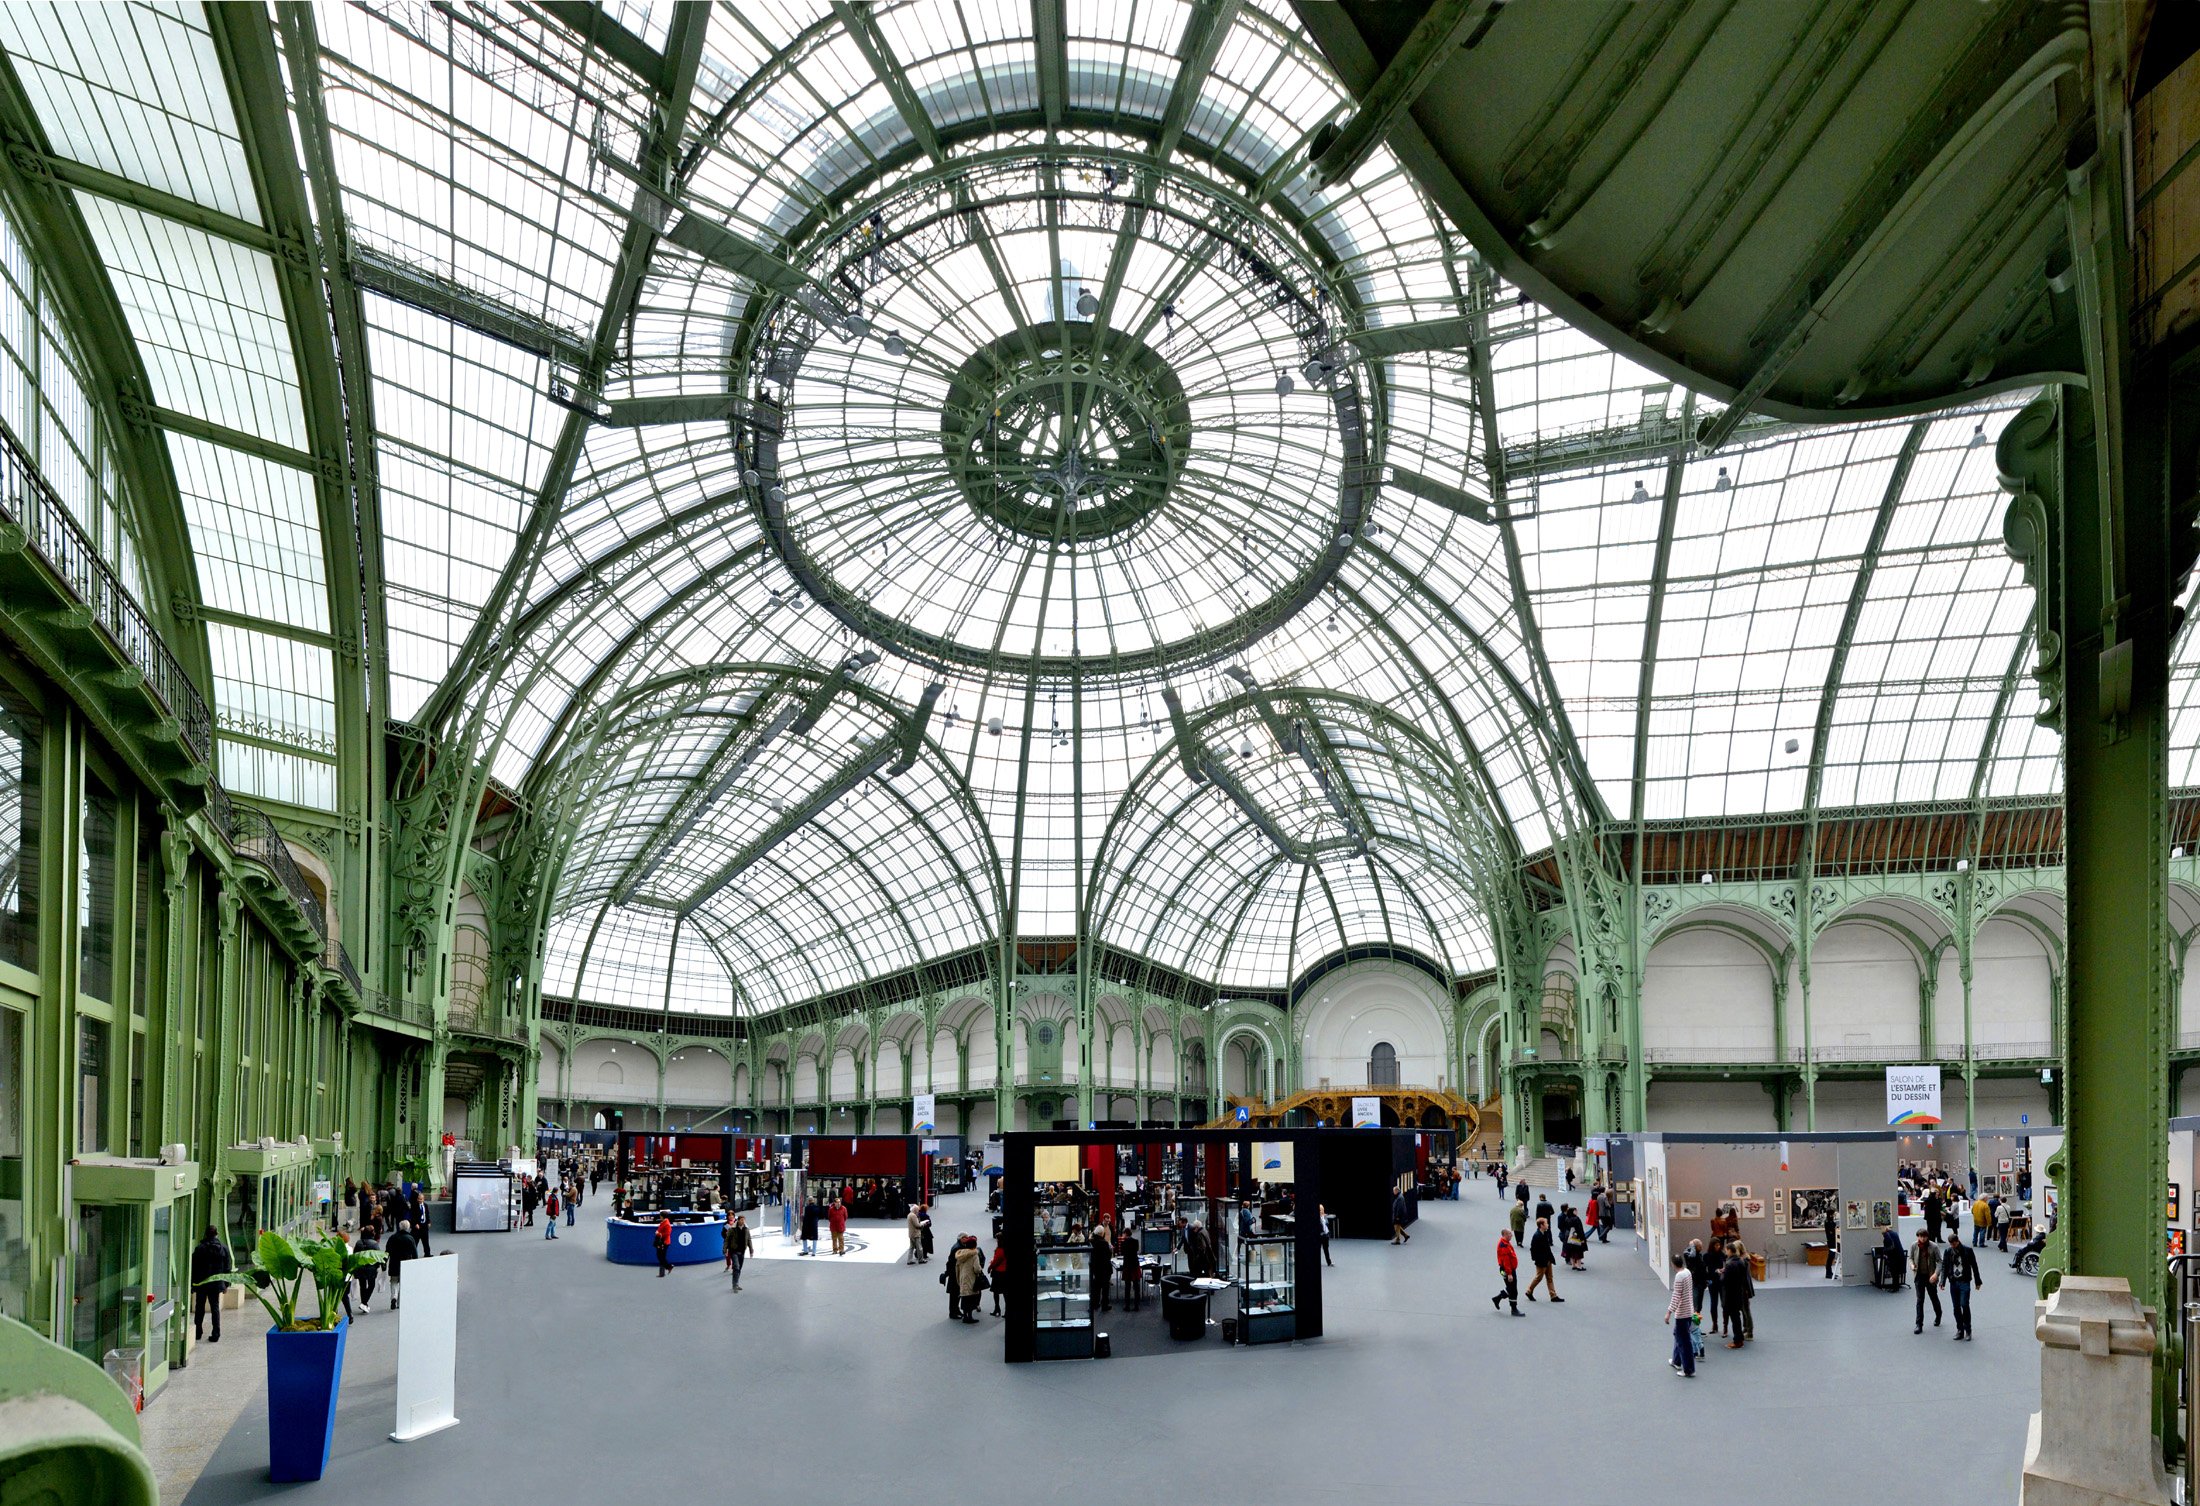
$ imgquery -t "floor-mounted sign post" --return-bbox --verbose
[390,1254,459,1442]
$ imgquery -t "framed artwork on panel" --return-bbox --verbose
[1677,1201,1701,1220]
[1730,1185,1752,1201]
[1999,1158,2014,1174]
[1844,1199,1868,1231]
[1738,1198,1767,1220]
[1871,1200,1894,1228]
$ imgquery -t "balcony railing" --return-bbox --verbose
[1642,1045,1796,1063]
[0,415,212,763]
[222,795,326,941]
[356,988,432,1029]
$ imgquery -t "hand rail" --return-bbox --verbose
[0,415,211,762]
[224,799,327,942]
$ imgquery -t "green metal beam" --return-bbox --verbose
[1307,0,1497,188]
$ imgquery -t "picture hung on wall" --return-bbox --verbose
[1999,1158,2014,1175]
[2170,1183,2181,1223]
[1738,1198,1767,1220]
[1730,1185,1752,1201]
[2172,1229,2188,1258]
[1789,1187,1839,1229]
[1772,1188,1786,1234]
[1871,1199,1894,1229]
[1844,1198,1868,1230]
[2000,1174,2016,1198]
[1677,1201,1701,1220]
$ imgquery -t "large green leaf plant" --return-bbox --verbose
[215,1230,385,1332]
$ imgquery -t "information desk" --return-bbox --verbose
[605,1212,724,1266]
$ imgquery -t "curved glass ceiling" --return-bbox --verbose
[0,1,2108,1023]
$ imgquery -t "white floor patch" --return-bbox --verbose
[746,1217,928,1265]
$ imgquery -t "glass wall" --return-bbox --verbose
[0,693,39,972]
[79,781,115,1001]
[0,1006,23,1321]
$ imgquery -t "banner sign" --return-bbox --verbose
[390,1255,459,1442]
[1350,1096,1381,1128]
[1886,1065,1943,1127]
[913,1093,936,1137]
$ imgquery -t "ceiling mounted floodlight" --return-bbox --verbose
[1630,479,1651,503]
[987,715,1004,736]
[1238,738,1253,758]
[742,468,761,488]
[1700,872,1713,884]
[1969,422,1987,448]
[842,314,869,339]
[1784,737,1799,754]
[1955,859,1969,873]
[1076,288,1098,317]
[1714,467,1731,491]
[1335,532,1354,550]
[1302,356,1333,385]
[882,330,906,357]
[1275,373,1295,396]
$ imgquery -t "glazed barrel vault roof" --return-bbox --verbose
[0,0,2158,1023]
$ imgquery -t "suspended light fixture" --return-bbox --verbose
[1700,872,1713,885]
[987,715,1004,736]
[1714,467,1731,491]
[1784,737,1799,754]
[1275,373,1295,396]
[882,330,906,357]
[1969,422,1987,448]
[1335,532,1354,551]
[1076,288,1098,318]
[1238,738,1253,758]
[1630,479,1651,503]
[742,468,761,488]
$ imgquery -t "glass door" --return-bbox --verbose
[70,1202,144,1366]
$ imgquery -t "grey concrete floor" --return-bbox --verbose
[178,1177,2038,1505]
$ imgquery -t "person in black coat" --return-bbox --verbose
[1942,1233,1983,1339]
[1089,1227,1114,1312]
[1184,1221,1217,1278]
[1524,1217,1562,1302]
[799,1197,823,1255]
[190,1226,231,1342]
[1720,1246,1755,1346]
[1390,1192,1413,1244]
[1822,1207,1839,1279]
[384,1221,417,1310]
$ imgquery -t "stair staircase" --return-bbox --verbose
[1509,1154,1565,1190]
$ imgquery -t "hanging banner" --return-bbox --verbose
[1350,1096,1381,1128]
[1255,1142,1294,1183]
[1886,1066,1943,1127]
[913,1093,936,1137]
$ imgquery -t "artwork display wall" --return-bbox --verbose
[1637,1135,1896,1285]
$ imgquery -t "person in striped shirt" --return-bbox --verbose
[1667,1253,1696,1378]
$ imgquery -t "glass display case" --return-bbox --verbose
[1236,1235,1296,1345]
[1033,1243,1096,1359]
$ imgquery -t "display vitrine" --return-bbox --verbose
[1032,1244,1096,1359]
[1237,1236,1296,1344]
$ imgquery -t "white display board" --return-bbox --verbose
[1350,1097,1381,1128]
[390,1255,459,1442]
[913,1093,937,1136]
[1885,1066,1943,1127]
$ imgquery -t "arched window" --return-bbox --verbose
[1368,1041,1399,1086]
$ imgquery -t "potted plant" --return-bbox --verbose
[215,1229,384,1482]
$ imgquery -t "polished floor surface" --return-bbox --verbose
[178,1175,2039,1504]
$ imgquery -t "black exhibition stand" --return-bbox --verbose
[1000,1127,1325,1363]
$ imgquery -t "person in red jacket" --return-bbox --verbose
[654,1215,673,1277]
[1490,1230,1521,1315]
[828,1198,849,1256]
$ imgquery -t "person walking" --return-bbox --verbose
[1667,1253,1695,1378]
[653,1214,673,1278]
[1911,1227,1942,1332]
[1525,1216,1563,1302]
[566,1182,578,1226]
[544,1186,560,1238]
[341,1178,358,1233]
[1508,1195,1528,1247]
[1490,1229,1521,1315]
[1598,1187,1615,1243]
[409,1190,432,1257]
[1702,1238,1722,1332]
[906,1203,928,1264]
[1684,1240,1710,1318]
[352,1223,381,1314]
[726,1215,751,1291]
[1922,1187,1943,1242]
[190,1225,231,1343]
[1120,1234,1143,1313]
[1494,1163,1509,1200]
[988,1241,1010,1316]
[1993,1194,2011,1252]
[522,1177,538,1227]
[800,1197,821,1256]
[385,1220,417,1310]
[828,1197,848,1257]
[1318,1203,1333,1266]
[1971,1192,1991,1248]
[1390,1190,1413,1244]
[1721,1244,1754,1346]
[1822,1206,1838,1279]
[1942,1231,1982,1339]
[1583,1192,1601,1246]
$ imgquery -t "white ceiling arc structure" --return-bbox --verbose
[0,1,2098,1024]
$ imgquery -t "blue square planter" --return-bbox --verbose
[266,1319,348,1482]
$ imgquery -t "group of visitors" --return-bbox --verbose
[1909,1226,1984,1339]
[797,1192,851,1255]
[1664,1237,1756,1376]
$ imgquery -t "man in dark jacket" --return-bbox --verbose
[521,1178,539,1227]
[1911,1228,1942,1332]
[799,1197,822,1256]
[190,1226,231,1342]
[1942,1232,1983,1340]
[1922,1188,1943,1242]
[1822,1207,1839,1279]
[1524,1217,1563,1302]
[1390,1192,1412,1244]
[1683,1239,1710,1314]
[384,1220,418,1310]
[1088,1227,1113,1312]
[1720,1246,1755,1346]
[1185,1221,1217,1277]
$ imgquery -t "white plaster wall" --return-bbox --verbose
[762,1061,785,1105]
[929,1029,958,1090]
[1645,1081,1775,1132]
[1942,1077,2052,1131]
[829,1047,857,1099]
[442,1095,470,1138]
[663,1047,731,1100]
[733,1063,749,1105]
[572,1038,643,1092]
[966,1101,997,1142]
[966,1026,997,1091]
[877,1043,905,1098]
[795,1054,821,1101]
[873,1105,903,1134]
[1640,928,1776,1056]
[2181,1075,2200,1118]
[1296,963,1448,1087]
[1808,923,1922,1057]
[1011,1021,1029,1083]
[1148,1032,1174,1089]
[1968,918,2054,1050]
[1807,1078,1894,1131]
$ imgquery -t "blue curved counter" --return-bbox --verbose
[606,1216,724,1266]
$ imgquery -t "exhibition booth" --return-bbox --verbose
[999,1128,1326,1362]
[1316,1128,1423,1239]
[804,1135,929,1215]
[451,1162,517,1232]
[1633,1131,1898,1288]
